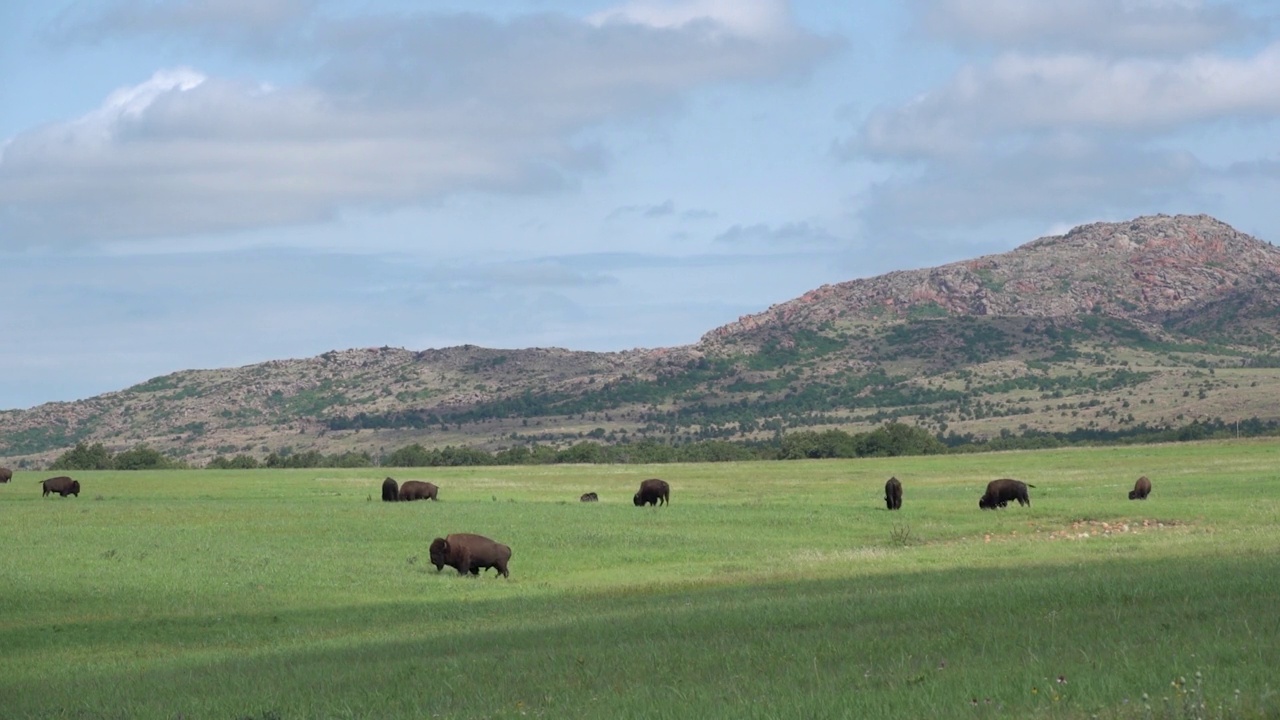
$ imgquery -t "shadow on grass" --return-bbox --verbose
[3,552,1278,719]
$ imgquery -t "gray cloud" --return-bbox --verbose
[859,139,1204,230]
[46,0,319,54]
[607,199,676,219]
[681,208,717,221]
[1222,157,1280,179]
[3,1,838,247]
[912,0,1254,54]
[714,220,841,246]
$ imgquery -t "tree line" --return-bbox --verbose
[41,417,1280,471]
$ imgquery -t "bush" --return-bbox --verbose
[50,442,185,470]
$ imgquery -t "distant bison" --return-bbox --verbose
[884,476,903,510]
[429,533,512,578]
[381,477,399,502]
[580,492,599,502]
[1129,476,1152,500]
[633,478,670,507]
[398,480,439,502]
[0,467,11,483]
[40,476,80,498]
[979,478,1035,510]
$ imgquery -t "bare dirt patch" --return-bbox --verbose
[981,518,1190,544]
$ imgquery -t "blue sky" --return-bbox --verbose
[2,0,1278,410]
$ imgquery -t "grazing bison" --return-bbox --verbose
[398,480,439,502]
[580,492,599,502]
[40,476,80,498]
[633,478,670,507]
[381,477,399,502]
[979,478,1035,510]
[0,467,12,483]
[429,533,512,578]
[884,476,903,510]
[1129,475,1152,500]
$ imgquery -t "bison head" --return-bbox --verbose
[428,538,449,571]
[633,493,643,506]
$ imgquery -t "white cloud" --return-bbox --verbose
[2,4,835,247]
[853,42,1280,160]
[913,0,1251,53]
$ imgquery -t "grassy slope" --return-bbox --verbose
[1,441,1278,719]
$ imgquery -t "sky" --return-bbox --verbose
[2,0,1279,410]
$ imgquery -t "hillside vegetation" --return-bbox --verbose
[3,214,1279,468]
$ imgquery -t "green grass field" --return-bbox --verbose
[2,440,1279,719]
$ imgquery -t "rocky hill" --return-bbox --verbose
[703,214,1280,348]
[3,214,1279,467]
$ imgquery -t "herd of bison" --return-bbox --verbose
[1,466,1153,578]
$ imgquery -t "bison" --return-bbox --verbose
[979,478,1035,510]
[429,533,512,578]
[398,480,439,502]
[40,476,80,498]
[0,466,12,483]
[884,476,903,510]
[633,478,670,507]
[580,492,599,502]
[381,477,399,502]
[1129,475,1152,500]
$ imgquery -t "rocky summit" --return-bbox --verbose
[703,214,1280,347]
[3,214,1279,467]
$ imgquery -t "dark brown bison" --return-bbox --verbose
[0,467,12,483]
[381,477,399,502]
[40,476,80,498]
[884,476,903,510]
[979,478,1034,509]
[398,480,439,502]
[1129,475,1152,500]
[429,533,512,578]
[633,478,670,507]
[580,492,599,502]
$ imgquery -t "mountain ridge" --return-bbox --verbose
[4,213,1280,467]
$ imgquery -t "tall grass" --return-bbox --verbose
[1,440,1278,718]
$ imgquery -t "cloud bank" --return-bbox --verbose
[2,0,835,246]
[843,0,1280,233]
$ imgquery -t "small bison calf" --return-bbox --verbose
[580,492,599,502]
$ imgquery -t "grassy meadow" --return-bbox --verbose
[2,440,1279,719]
